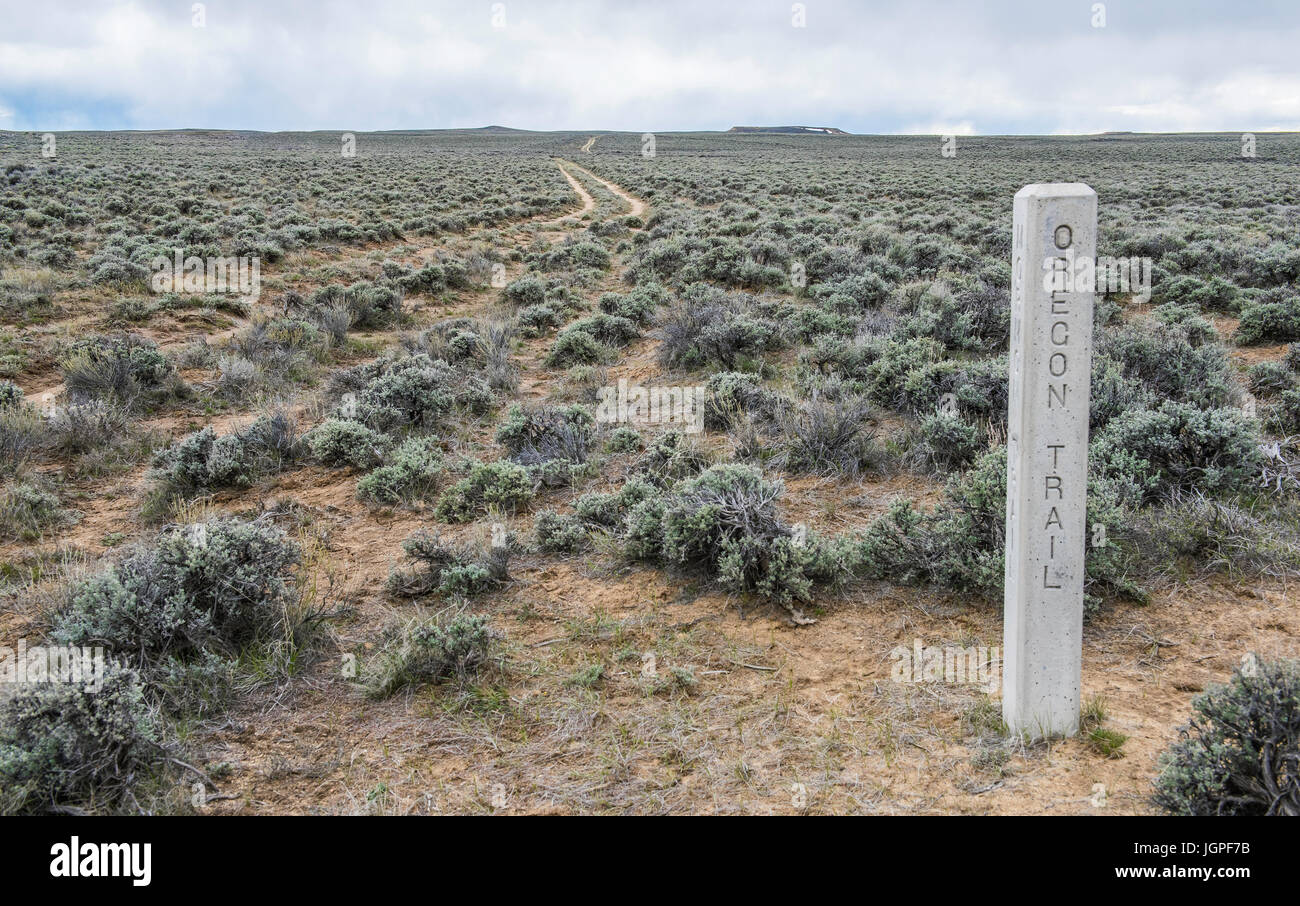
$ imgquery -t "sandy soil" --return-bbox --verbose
[543,161,597,223]
[559,159,647,218]
[3,145,1296,815]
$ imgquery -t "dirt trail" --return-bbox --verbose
[560,158,646,217]
[8,162,649,554]
[580,136,599,153]
[26,156,1257,816]
[6,139,1295,817]
[541,160,597,224]
[539,158,649,227]
[12,160,629,405]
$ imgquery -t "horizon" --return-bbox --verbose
[4,126,1299,136]
[1,0,1297,833]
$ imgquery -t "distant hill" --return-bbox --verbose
[728,125,849,135]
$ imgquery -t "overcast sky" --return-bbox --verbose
[1,0,1298,134]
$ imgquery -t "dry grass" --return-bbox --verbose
[3,139,1296,817]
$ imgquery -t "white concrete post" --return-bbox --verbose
[1003,183,1096,740]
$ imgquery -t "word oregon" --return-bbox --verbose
[595,378,706,434]
[150,249,261,298]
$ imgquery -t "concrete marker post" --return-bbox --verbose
[1002,183,1097,740]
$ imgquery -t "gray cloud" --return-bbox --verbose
[0,0,1297,133]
